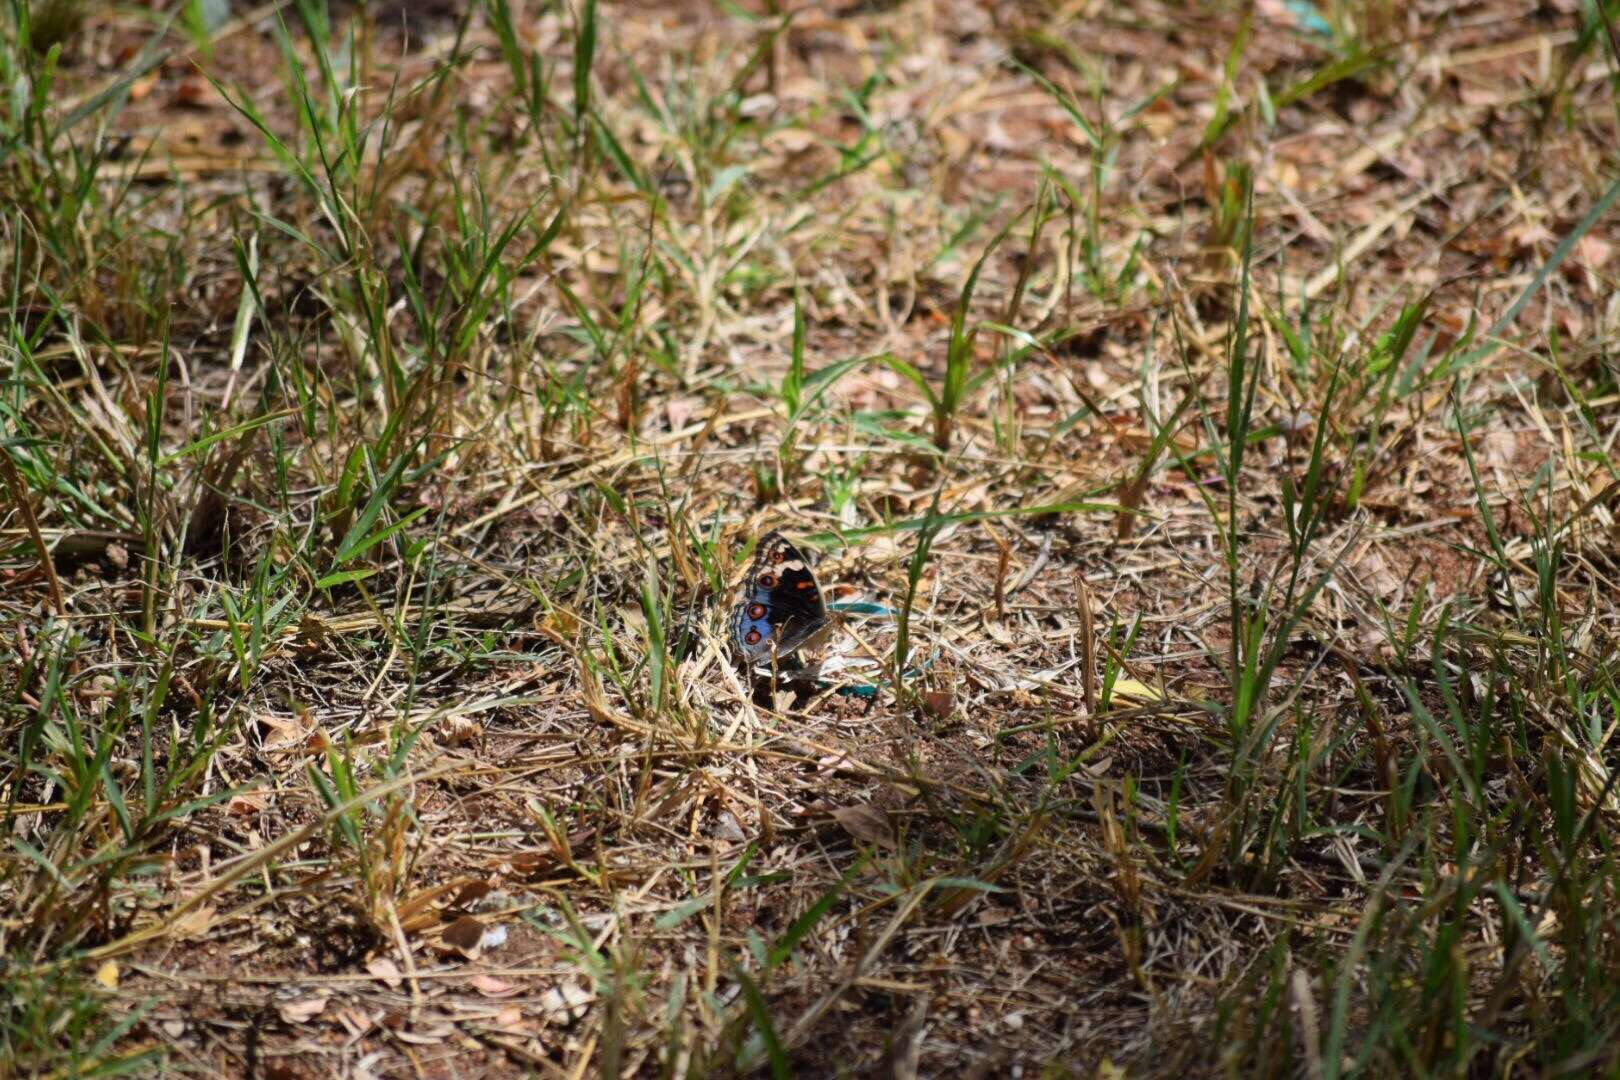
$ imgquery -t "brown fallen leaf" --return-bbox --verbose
[442,915,485,954]
[921,690,955,720]
[226,790,268,816]
[366,955,403,989]
[468,973,523,998]
[451,879,494,910]
[255,710,314,753]
[1577,235,1613,269]
[507,851,551,876]
[336,1006,375,1037]
[831,803,896,848]
[394,1023,455,1045]
[171,904,215,940]
[493,1003,533,1033]
[276,996,328,1024]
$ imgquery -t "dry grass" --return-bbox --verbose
[5,0,1620,1075]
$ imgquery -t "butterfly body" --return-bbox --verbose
[728,531,831,664]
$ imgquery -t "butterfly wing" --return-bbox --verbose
[728,531,829,663]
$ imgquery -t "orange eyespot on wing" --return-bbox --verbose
[759,573,777,588]
[769,549,785,564]
[745,628,762,645]
[747,603,766,618]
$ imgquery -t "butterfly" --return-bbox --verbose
[727,531,832,665]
